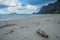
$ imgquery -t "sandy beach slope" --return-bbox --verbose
[0,14,60,40]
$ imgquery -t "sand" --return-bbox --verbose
[0,14,60,40]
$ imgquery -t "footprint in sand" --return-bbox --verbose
[45,19,51,21]
[53,21,60,24]
[0,30,14,37]
[20,25,29,29]
[32,22,40,25]
[20,27,24,28]
[57,21,60,24]
[0,24,16,29]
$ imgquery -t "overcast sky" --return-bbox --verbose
[0,0,57,14]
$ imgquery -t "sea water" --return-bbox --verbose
[0,14,48,21]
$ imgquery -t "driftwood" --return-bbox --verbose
[36,29,49,38]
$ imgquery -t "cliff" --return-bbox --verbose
[37,0,60,14]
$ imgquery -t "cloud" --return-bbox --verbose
[0,0,19,6]
[25,4,37,10]
[0,0,38,14]
[25,4,38,13]
[6,4,37,14]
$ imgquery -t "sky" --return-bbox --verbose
[0,0,57,14]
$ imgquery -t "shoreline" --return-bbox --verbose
[0,14,50,21]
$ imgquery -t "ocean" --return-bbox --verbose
[0,14,47,21]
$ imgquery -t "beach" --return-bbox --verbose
[0,14,60,40]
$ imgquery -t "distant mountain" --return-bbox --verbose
[0,4,8,9]
[37,0,60,14]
